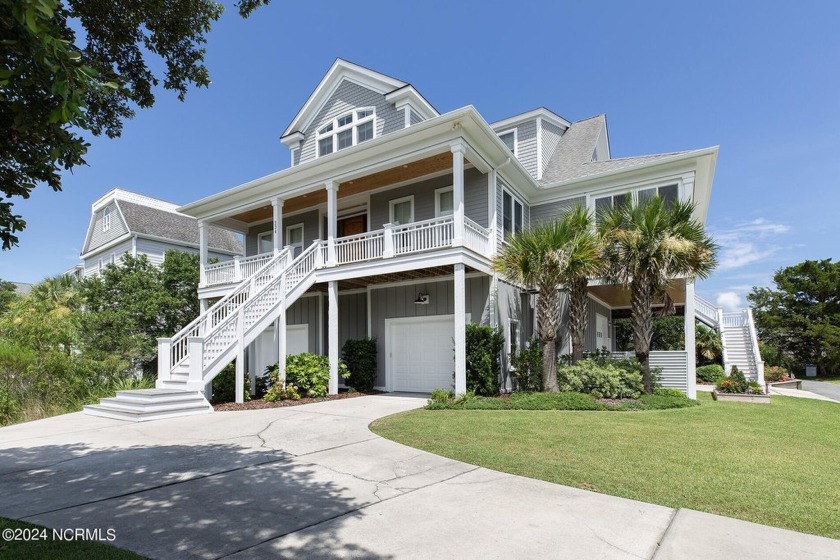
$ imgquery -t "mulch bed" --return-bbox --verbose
[213,390,383,411]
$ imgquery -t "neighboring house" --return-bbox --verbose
[12,282,32,296]
[67,189,243,280]
[86,59,763,420]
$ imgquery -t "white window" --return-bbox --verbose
[498,129,517,156]
[502,189,524,239]
[593,184,679,225]
[102,207,112,232]
[594,192,630,225]
[389,196,414,225]
[435,186,454,217]
[286,224,304,256]
[638,184,679,210]
[258,231,273,254]
[316,108,376,157]
[508,319,520,355]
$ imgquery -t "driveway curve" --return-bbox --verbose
[0,394,837,559]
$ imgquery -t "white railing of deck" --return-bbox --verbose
[464,217,491,255]
[168,248,290,369]
[335,230,385,265]
[392,216,454,255]
[721,312,746,328]
[694,295,719,327]
[203,253,274,287]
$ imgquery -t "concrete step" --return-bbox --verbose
[84,389,212,422]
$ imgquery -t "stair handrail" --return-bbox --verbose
[200,241,322,372]
[745,308,765,385]
[717,308,730,374]
[694,295,719,327]
[166,248,291,369]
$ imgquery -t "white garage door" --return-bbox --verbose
[388,316,455,393]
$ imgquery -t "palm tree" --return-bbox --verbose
[695,323,722,364]
[599,196,717,393]
[493,206,601,391]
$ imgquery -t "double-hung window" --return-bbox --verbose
[502,190,524,239]
[286,224,304,257]
[317,108,376,157]
[389,196,414,225]
[435,186,454,217]
[102,207,112,232]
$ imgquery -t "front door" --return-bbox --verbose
[338,214,367,237]
[595,313,612,352]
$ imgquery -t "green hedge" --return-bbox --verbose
[342,338,377,391]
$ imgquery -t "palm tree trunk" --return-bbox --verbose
[542,338,558,392]
[631,281,654,393]
[536,285,561,392]
[568,277,588,363]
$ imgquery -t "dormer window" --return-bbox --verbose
[498,129,516,156]
[102,207,112,232]
[317,108,376,157]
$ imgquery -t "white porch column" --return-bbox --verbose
[199,299,207,314]
[198,220,208,285]
[684,279,697,399]
[235,308,245,403]
[451,143,465,245]
[454,263,467,394]
[328,280,339,394]
[326,181,338,266]
[271,197,283,256]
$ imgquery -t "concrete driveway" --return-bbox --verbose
[0,394,837,559]
[801,380,840,402]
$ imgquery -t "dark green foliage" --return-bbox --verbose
[0,279,16,313]
[696,364,725,383]
[556,358,644,399]
[463,324,504,395]
[748,259,840,376]
[425,390,697,411]
[511,337,543,391]
[0,0,234,249]
[341,338,377,392]
[264,354,349,399]
[211,363,250,404]
[428,388,451,406]
[614,316,685,351]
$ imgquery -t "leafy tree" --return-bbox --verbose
[160,250,200,335]
[493,208,600,392]
[695,323,722,365]
[0,279,17,313]
[600,197,717,393]
[615,316,684,352]
[748,259,840,375]
[0,274,80,353]
[0,0,272,249]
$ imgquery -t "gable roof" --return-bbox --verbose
[281,58,438,140]
[117,201,243,254]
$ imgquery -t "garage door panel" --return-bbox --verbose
[389,317,454,393]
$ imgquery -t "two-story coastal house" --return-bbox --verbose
[66,189,243,280]
[85,59,764,421]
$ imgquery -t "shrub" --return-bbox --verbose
[429,388,451,405]
[556,359,644,399]
[716,366,748,393]
[637,392,699,409]
[212,364,250,404]
[696,364,725,383]
[342,338,377,392]
[0,387,20,425]
[511,337,542,391]
[507,391,601,410]
[264,353,349,399]
[654,388,687,398]
[746,381,765,395]
[764,365,790,383]
[265,384,300,402]
[463,324,504,396]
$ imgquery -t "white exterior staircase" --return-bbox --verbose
[695,295,764,383]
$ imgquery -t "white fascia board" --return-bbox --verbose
[281,59,407,137]
[384,85,439,120]
[280,131,304,148]
[134,233,243,256]
[490,108,571,132]
[179,106,540,221]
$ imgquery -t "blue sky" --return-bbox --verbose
[2,0,839,310]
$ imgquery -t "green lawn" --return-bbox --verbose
[0,518,146,559]
[371,392,840,539]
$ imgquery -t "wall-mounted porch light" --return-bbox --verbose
[414,292,430,305]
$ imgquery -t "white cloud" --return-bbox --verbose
[716,291,743,312]
[711,218,791,272]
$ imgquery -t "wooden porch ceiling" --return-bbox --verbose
[588,278,687,308]
[228,152,464,224]
[305,265,479,292]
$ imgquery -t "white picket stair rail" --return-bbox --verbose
[694,295,764,384]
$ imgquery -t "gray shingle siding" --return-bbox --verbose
[530,196,586,226]
[515,120,538,178]
[85,202,128,253]
[409,109,423,126]
[245,210,321,256]
[540,121,565,178]
[298,80,404,164]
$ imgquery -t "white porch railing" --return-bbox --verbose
[464,217,491,255]
[694,295,718,327]
[203,253,274,286]
[721,312,746,328]
[392,216,454,255]
[334,230,385,264]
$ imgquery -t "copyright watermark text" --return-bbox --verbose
[2,527,116,542]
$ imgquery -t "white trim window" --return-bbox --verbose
[498,128,517,156]
[502,189,524,239]
[102,206,112,232]
[435,186,454,217]
[592,183,679,225]
[257,231,274,254]
[286,224,304,256]
[316,108,376,157]
[389,195,414,225]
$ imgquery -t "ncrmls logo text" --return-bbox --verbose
[53,528,116,541]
